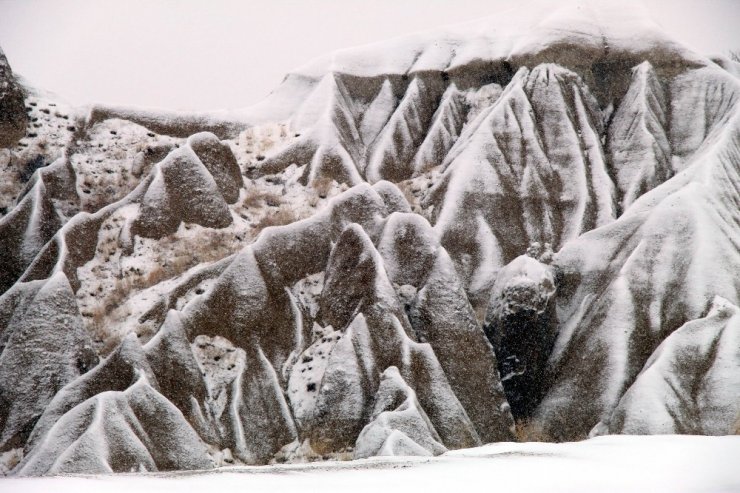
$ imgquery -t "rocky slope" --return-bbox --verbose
[0,0,738,476]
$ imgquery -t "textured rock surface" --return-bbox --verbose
[187,132,243,203]
[17,379,213,475]
[132,140,234,238]
[607,61,672,211]
[0,179,62,293]
[354,366,447,458]
[594,297,740,436]
[0,0,738,476]
[427,63,617,298]
[534,113,740,440]
[484,254,557,418]
[0,273,97,451]
[0,47,27,148]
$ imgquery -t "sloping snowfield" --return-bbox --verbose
[3,435,738,493]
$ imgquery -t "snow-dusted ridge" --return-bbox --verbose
[241,0,710,125]
[0,0,738,478]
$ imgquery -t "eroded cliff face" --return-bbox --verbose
[0,48,27,150]
[0,0,738,476]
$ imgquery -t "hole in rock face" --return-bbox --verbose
[76,356,93,375]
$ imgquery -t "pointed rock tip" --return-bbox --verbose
[528,62,581,82]
[372,181,412,214]
[39,270,73,293]
[384,211,435,235]
[633,60,656,74]
[126,370,156,392]
[115,332,147,361]
[337,222,373,245]
[186,131,220,148]
[144,309,187,349]
[378,365,408,390]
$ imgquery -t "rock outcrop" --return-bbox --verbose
[132,141,234,239]
[607,61,672,211]
[593,297,740,436]
[354,366,447,458]
[0,0,738,476]
[18,378,213,475]
[484,253,557,418]
[534,112,740,440]
[0,47,27,148]
[0,273,97,451]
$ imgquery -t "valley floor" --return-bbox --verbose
[3,435,738,493]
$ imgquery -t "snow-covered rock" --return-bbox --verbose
[594,297,740,436]
[607,61,671,211]
[132,142,233,238]
[23,333,155,453]
[427,63,616,298]
[484,254,557,418]
[142,311,212,437]
[365,75,446,183]
[0,47,28,148]
[0,178,63,293]
[17,378,213,475]
[534,107,740,440]
[0,0,738,477]
[187,132,243,204]
[354,366,447,458]
[0,273,98,451]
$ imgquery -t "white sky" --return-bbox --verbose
[0,0,738,111]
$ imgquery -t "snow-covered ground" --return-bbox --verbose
[3,435,738,493]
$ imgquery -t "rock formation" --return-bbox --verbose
[0,47,27,148]
[0,0,738,476]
